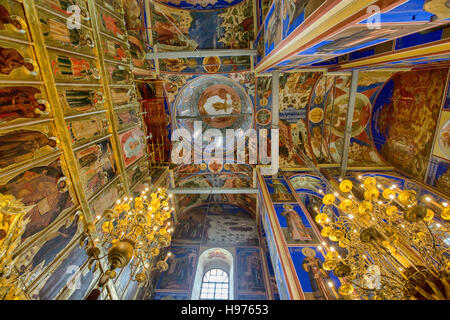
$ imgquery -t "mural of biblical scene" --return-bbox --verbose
[106,63,132,85]
[426,156,450,197]
[67,115,109,147]
[155,0,246,10]
[110,87,137,107]
[153,291,189,300]
[171,74,254,160]
[102,37,129,64]
[66,264,99,300]
[290,174,326,196]
[38,9,95,56]
[0,0,29,42]
[279,72,321,166]
[0,123,58,172]
[0,40,39,81]
[102,0,124,15]
[88,178,122,216]
[282,0,325,38]
[256,77,272,128]
[255,29,264,65]
[119,127,146,168]
[12,210,83,289]
[236,247,266,293]
[257,0,273,27]
[48,50,100,83]
[264,0,282,55]
[173,207,206,244]
[57,87,104,116]
[264,177,296,203]
[0,85,49,126]
[28,241,89,300]
[289,247,342,300]
[35,0,90,24]
[274,203,319,245]
[97,7,126,40]
[127,159,148,188]
[371,68,448,180]
[159,56,251,74]
[318,71,394,165]
[0,157,75,248]
[115,107,140,131]
[151,0,253,52]
[156,246,198,291]
[75,138,117,198]
[431,109,450,162]
[203,204,259,246]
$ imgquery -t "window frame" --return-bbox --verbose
[199,268,230,300]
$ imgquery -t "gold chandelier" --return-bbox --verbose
[84,188,174,298]
[316,176,450,300]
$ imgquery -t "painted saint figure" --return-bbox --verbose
[0,130,57,168]
[0,4,23,31]
[0,87,47,122]
[301,247,334,300]
[0,46,35,75]
[281,204,312,241]
[268,179,294,202]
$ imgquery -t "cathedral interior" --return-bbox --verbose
[0,0,450,301]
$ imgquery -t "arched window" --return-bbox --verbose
[199,268,229,300]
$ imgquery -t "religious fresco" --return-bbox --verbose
[35,0,91,23]
[88,178,123,215]
[315,71,393,165]
[119,127,146,168]
[67,115,109,147]
[264,0,282,55]
[256,77,272,129]
[97,7,127,40]
[127,159,148,188]
[151,0,253,52]
[156,246,198,291]
[0,123,59,172]
[12,210,83,289]
[28,240,90,300]
[154,0,246,10]
[170,74,255,158]
[273,203,320,245]
[289,174,326,196]
[115,107,140,131]
[0,85,49,126]
[289,246,342,300]
[202,204,259,246]
[102,37,130,64]
[110,87,138,107]
[282,0,325,38]
[0,0,29,42]
[371,68,449,180]
[236,247,266,294]
[159,56,252,74]
[173,207,206,244]
[106,63,132,85]
[75,138,117,198]
[278,72,321,166]
[48,49,100,83]
[264,177,296,203]
[0,40,39,81]
[56,86,105,116]
[38,9,95,56]
[0,157,75,248]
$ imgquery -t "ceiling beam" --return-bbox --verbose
[146,49,257,60]
[167,188,259,194]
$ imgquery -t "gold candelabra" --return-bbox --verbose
[84,188,174,299]
[316,176,450,300]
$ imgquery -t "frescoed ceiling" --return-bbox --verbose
[153,0,247,10]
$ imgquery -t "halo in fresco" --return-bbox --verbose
[324,92,371,138]
[173,75,253,155]
[438,119,450,159]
